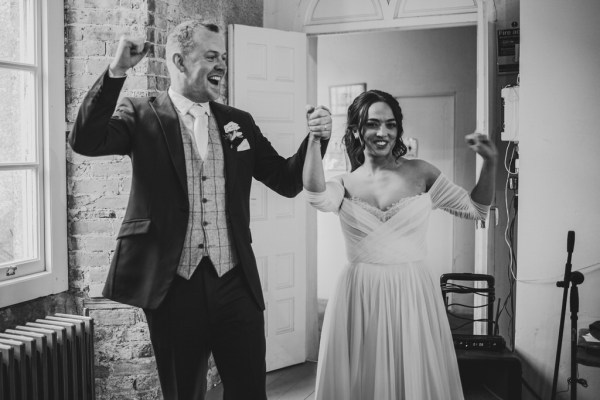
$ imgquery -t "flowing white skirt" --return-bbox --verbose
[315,261,465,400]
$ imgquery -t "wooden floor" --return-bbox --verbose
[206,361,317,400]
[206,360,506,400]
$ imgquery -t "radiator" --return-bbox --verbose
[0,313,95,400]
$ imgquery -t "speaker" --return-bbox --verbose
[457,349,522,400]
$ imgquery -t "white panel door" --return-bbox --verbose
[397,95,456,280]
[228,24,308,371]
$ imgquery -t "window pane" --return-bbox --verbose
[0,68,36,163]
[0,169,39,266]
[0,0,34,63]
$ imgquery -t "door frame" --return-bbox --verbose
[304,0,496,355]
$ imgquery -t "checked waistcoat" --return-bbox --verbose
[176,113,239,279]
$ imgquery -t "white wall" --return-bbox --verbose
[516,1,600,399]
[316,27,477,299]
[263,0,307,32]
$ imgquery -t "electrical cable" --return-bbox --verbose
[441,282,495,295]
[503,140,518,175]
[442,283,494,334]
[451,318,499,332]
[446,302,491,309]
[494,142,518,350]
[497,192,517,349]
[507,198,517,349]
[504,144,518,281]
[517,262,600,284]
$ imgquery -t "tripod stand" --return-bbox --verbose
[551,231,586,400]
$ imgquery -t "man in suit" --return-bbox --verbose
[69,20,332,400]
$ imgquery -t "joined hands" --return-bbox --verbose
[306,105,332,142]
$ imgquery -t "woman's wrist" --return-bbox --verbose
[309,134,322,143]
[483,156,498,166]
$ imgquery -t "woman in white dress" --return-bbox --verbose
[303,90,497,400]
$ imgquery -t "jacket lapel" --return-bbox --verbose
[210,102,238,191]
[150,92,188,195]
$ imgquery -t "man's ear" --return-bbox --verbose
[172,53,185,72]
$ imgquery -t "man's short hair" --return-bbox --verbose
[167,20,220,57]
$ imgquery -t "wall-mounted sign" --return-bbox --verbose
[497,28,520,75]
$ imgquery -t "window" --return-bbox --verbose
[0,0,67,308]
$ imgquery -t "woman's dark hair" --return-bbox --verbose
[343,89,406,171]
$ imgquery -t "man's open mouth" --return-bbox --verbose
[208,75,222,86]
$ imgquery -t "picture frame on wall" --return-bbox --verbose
[329,83,366,115]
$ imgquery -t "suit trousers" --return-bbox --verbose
[144,258,267,400]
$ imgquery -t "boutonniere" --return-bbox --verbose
[223,121,245,149]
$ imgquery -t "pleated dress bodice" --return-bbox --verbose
[340,193,432,265]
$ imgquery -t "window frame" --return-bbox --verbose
[0,0,67,308]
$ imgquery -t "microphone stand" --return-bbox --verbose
[551,231,575,400]
[568,271,584,400]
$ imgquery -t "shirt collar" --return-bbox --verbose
[168,87,211,117]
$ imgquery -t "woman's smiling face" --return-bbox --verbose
[362,101,398,157]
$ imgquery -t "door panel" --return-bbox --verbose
[229,24,308,371]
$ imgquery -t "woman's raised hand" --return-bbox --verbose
[465,132,498,162]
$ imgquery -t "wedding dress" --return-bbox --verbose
[307,174,488,400]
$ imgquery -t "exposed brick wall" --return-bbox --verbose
[66,0,159,396]
[0,293,80,332]
[88,301,162,399]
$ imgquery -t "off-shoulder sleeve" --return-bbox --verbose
[429,174,490,220]
[304,180,345,213]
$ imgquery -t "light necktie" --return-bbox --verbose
[188,104,209,159]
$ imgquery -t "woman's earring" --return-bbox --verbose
[355,131,364,147]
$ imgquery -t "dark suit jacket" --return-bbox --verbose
[69,70,327,310]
